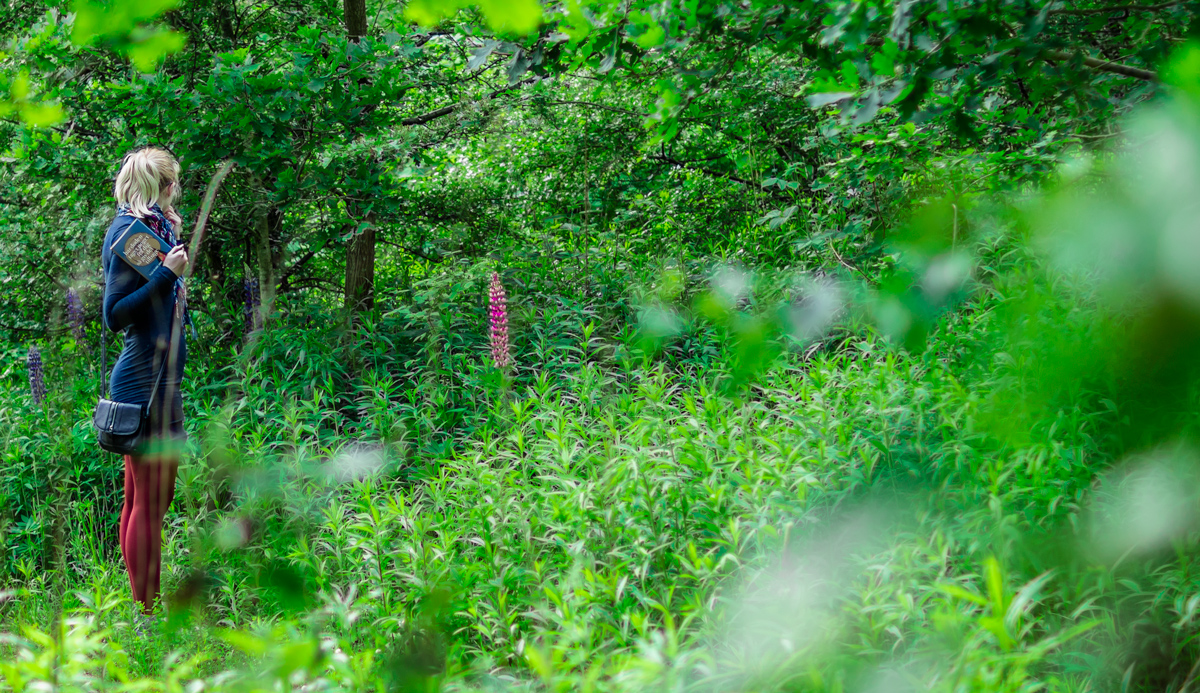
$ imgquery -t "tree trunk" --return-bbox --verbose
[344,0,368,39]
[253,198,277,327]
[343,0,375,316]
[344,218,376,313]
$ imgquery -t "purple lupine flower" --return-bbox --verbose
[27,346,45,405]
[489,272,510,370]
[66,288,85,345]
[243,277,261,333]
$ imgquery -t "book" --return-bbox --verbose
[110,218,177,280]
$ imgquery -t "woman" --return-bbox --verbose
[102,146,190,616]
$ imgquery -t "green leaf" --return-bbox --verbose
[871,51,895,78]
[276,640,319,678]
[851,92,882,125]
[507,51,532,83]
[479,0,542,33]
[126,29,187,72]
[72,0,180,45]
[984,556,1007,616]
[561,0,591,42]
[896,75,929,120]
[840,59,861,89]
[936,583,988,606]
[630,12,666,48]
[406,0,542,34]
[402,0,451,27]
[1165,41,1200,99]
[10,73,30,101]
[221,630,269,656]
[598,39,618,73]
[807,92,854,108]
[19,102,63,127]
[979,615,1013,650]
[467,40,500,72]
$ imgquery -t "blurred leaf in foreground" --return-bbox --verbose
[405,0,543,34]
[985,42,1200,451]
[1086,445,1200,562]
[70,0,179,45]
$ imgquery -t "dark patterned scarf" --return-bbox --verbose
[116,202,190,333]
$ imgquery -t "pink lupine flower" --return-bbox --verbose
[489,272,510,370]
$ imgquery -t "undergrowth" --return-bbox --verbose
[1,276,1195,692]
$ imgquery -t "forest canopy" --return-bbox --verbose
[1,0,1184,336]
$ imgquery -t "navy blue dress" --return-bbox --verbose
[102,215,187,434]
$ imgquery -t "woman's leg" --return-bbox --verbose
[125,455,179,613]
[119,455,134,570]
[148,460,178,607]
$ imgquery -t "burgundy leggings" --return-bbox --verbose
[119,455,178,613]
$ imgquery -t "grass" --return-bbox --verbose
[1,233,1199,691]
[2,296,1194,693]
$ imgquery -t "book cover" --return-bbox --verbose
[110,218,176,280]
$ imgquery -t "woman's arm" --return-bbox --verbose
[103,252,178,332]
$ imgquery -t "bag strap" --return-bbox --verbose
[100,320,107,398]
[100,328,169,410]
[144,352,169,412]
[100,252,172,406]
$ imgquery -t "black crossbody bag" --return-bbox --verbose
[92,347,170,456]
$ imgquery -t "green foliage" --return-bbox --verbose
[2,293,1197,690]
[0,71,62,126]
[406,0,544,34]
[70,0,178,44]
[2,2,1200,692]
[0,0,184,124]
[71,0,187,71]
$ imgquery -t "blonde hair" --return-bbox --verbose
[114,147,180,218]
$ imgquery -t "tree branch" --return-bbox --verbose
[863,34,1158,80]
[402,78,536,126]
[278,234,337,292]
[545,100,647,117]
[646,153,757,186]
[377,237,443,263]
[53,119,101,139]
[0,320,53,336]
[185,160,236,280]
[279,277,344,294]
[414,31,452,47]
[27,258,67,291]
[1048,0,1186,14]
[1041,49,1157,80]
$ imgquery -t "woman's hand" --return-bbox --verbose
[165,207,183,229]
[163,245,189,277]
